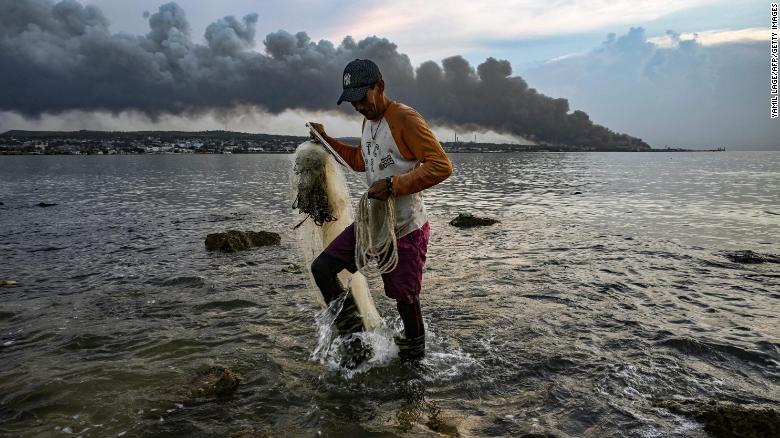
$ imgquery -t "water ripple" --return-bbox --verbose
[0,153,778,437]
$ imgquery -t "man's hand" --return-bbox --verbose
[368,178,392,201]
[309,122,327,143]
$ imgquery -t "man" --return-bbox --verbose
[309,58,452,361]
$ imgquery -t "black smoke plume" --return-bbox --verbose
[0,0,648,149]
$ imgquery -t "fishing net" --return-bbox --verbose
[292,145,338,228]
[288,140,383,331]
[291,141,399,274]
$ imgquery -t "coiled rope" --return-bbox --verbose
[354,192,398,274]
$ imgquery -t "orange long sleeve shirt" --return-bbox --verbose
[322,101,452,196]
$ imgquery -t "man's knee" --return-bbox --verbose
[310,255,328,281]
[311,252,342,281]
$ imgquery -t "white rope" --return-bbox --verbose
[354,192,399,274]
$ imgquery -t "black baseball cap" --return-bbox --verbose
[337,59,382,105]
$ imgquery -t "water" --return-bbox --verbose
[1,152,778,437]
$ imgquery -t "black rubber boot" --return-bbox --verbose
[338,334,373,369]
[394,333,425,361]
[333,292,364,335]
[333,293,372,368]
[395,301,425,361]
[310,254,372,368]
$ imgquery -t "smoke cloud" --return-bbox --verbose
[0,0,646,148]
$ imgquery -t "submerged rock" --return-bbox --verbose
[722,250,780,264]
[280,264,303,274]
[654,399,780,438]
[205,230,280,252]
[37,202,57,207]
[449,213,499,229]
[396,395,461,437]
[189,366,241,398]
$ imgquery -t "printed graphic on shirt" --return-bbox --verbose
[364,141,381,158]
[379,154,395,170]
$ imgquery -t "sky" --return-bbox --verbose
[0,0,777,149]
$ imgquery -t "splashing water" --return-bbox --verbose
[308,291,478,380]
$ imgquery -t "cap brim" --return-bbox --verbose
[337,86,369,105]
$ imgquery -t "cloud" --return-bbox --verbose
[0,1,405,115]
[0,0,647,148]
[519,27,777,149]
[648,27,768,48]
[204,12,258,56]
[74,0,726,65]
[331,0,719,60]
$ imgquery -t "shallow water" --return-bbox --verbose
[1,152,778,437]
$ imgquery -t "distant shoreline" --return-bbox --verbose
[0,148,728,156]
[0,129,725,154]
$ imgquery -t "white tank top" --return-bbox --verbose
[361,118,428,237]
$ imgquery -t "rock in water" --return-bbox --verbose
[189,366,241,398]
[205,230,280,252]
[722,250,780,264]
[654,399,780,438]
[37,202,57,207]
[449,213,500,228]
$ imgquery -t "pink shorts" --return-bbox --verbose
[323,222,430,304]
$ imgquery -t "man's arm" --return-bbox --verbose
[387,109,453,196]
[309,122,365,172]
[323,135,366,172]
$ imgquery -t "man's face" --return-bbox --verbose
[351,82,382,120]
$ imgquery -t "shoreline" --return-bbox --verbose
[0,130,725,155]
[0,148,729,156]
